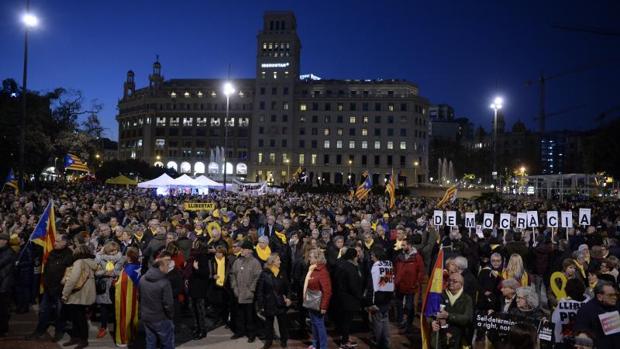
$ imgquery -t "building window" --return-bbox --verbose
[170,91,177,98]
[156,117,166,126]
[271,115,277,122]
[184,91,190,98]
[374,141,381,149]
[299,140,305,148]
[362,141,368,149]
[349,116,356,124]
[324,128,330,136]
[337,103,343,111]
[336,154,342,165]
[283,102,289,110]
[375,103,381,111]
[400,128,406,136]
[311,140,317,148]
[400,141,407,150]
[155,139,165,148]
[336,140,343,149]
[349,128,355,136]
[299,128,306,135]
[362,155,367,165]
[362,128,368,136]
[388,104,394,111]
[362,103,369,111]
[387,128,394,136]
[349,140,355,149]
[388,115,394,124]
[258,153,263,164]
[197,117,207,126]
[400,103,407,111]
[374,155,380,166]
[170,117,180,126]
[299,154,305,165]
[210,118,220,127]
[259,127,264,134]
[300,104,307,111]
[311,154,317,165]
[269,153,276,164]
[259,139,264,147]
[374,129,381,136]
[387,141,394,150]
[375,116,381,123]
[337,128,343,136]
[312,115,318,123]
[183,117,193,126]
[387,155,393,166]
[323,154,329,164]
[350,103,356,111]
[324,140,330,149]
[324,115,331,123]
[311,128,318,135]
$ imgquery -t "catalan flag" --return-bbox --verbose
[355,170,372,200]
[64,153,90,172]
[3,168,19,194]
[115,262,141,346]
[30,200,57,293]
[421,249,445,349]
[436,185,457,208]
[385,170,396,209]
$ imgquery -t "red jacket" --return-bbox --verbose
[394,251,425,294]
[306,263,332,311]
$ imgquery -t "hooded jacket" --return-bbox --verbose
[139,267,174,323]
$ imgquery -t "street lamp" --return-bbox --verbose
[18,1,38,190]
[348,159,352,184]
[490,96,503,187]
[284,158,290,183]
[413,160,419,187]
[222,81,235,191]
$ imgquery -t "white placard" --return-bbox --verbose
[482,213,494,229]
[547,211,559,228]
[516,212,527,229]
[499,213,511,230]
[446,211,457,227]
[527,211,539,228]
[433,210,444,226]
[465,212,476,228]
[561,211,573,228]
[579,208,591,226]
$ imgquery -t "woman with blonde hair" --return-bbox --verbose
[502,254,529,287]
[303,249,332,349]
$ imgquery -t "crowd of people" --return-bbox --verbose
[0,183,619,349]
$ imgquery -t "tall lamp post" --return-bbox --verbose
[348,159,352,184]
[490,97,503,189]
[222,81,235,192]
[413,160,419,187]
[284,158,290,183]
[19,2,38,189]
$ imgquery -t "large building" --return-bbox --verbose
[117,11,430,186]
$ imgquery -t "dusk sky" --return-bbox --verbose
[1,0,618,141]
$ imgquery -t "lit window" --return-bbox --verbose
[324,140,330,149]
[374,141,381,149]
[299,154,305,165]
[300,104,307,111]
[324,128,330,136]
[337,104,343,111]
[258,153,263,164]
[170,91,177,98]
[362,128,368,136]
[261,71,266,79]
[210,118,220,127]
[137,139,143,147]
[155,139,165,148]
[197,91,203,97]
[400,141,407,150]
[337,128,343,136]
[130,151,136,159]
[156,117,166,126]
[363,116,369,123]
[170,117,180,126]
[184,92,190,98]
[183,117,193,126]
[269,153,276,163]
[238,118,249,127]
[362,141,368,149]
[273,71,278,79]
[388,104,394,111]
[349,141,355,149]
[283,102,289,110]
[211,91,217,97]
[197,117,207,126]
[387,141,394,150]
[282,153,289,163]
[311,154,317,165]
[349,116,356,124]
[336,140,343,149]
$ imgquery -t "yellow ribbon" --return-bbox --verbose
[550,271,568,300]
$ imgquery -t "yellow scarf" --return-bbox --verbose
[574,260,586,279]
[502,270,529,287]
[394,239,404,251]
[134,232,143,241]
[275,231,287,244]
[269,265,280,277]
[234,251,241,257]
[446,287,464,306]
[364,239,374,250]
[215,256,225,287]
[337,248,344,259]
[256,245,271,261]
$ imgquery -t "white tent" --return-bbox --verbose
[194,175,224,189]
[171,174,201,187]
[137,173,176,189]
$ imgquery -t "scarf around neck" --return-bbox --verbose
[215,256,225,287]
[256,245,271,261]
[446,287,464,306]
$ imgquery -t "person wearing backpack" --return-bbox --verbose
[61,244,98,349]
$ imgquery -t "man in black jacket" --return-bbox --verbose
[335,247,363,349]
[27,234,73,341]
[0,233,16,337]
[140,256,175,349]
[575,281,620,348]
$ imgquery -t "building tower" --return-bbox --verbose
[123,70,135,98]
[149,56,163,90]
[251,12,301,182]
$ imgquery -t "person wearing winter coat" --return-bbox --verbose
[0,232,16,337]
[206,245,230,327]
[431,273,474,349]
[574,280,620,349]
[61,244,98,349]
[256,253,292,349]
[303,248,332,349]
[13,232,34,314]
[230,240,262,343]
[334,247,363,349]
[140,255,175,349]
[187,240,210,340]
[27,234,73,341]
[94,241,124,339]
[394,238,425,332]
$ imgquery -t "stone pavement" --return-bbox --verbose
[0,307,419,349]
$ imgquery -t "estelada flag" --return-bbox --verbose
[29,200,56,293]
[64,153,90,172]
[420,249,445,349]
[114,263,141,346]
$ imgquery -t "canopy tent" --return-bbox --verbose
[194,175,224,189]
[137,173,175,188]
[105,175,138,186]
[171,174,201,187]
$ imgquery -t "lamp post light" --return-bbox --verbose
[19,2,38,190]
[284,158,290,183]
[413,160,419,187]
[490,96,503,189]
[348,159,352,184]
[222,81,235,192]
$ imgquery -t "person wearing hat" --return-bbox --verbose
[0,232,15,337]
[230,240,262,343]
[334,247,363,349]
